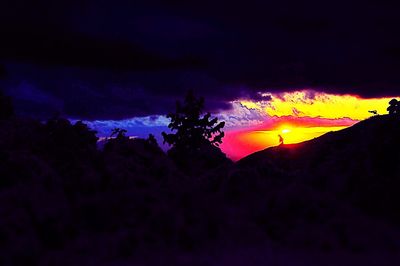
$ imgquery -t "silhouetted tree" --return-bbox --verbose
[162,91,230,175]
[111,128,128,140]
[387,99,400,116]
[146,133,158,147]
[44,118,98,154]
[0,90,14,120]
[73,120,99,148]
[162,91,225,151]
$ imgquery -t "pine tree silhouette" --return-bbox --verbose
[162,91,229,174]
[162,91,225,151]
[387,99,400,116]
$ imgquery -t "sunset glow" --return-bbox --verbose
[219,90,398,160]
[83,90,399,161]
[240,91,392,120]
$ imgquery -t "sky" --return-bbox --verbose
[1,0,400,159]
[73,89,395,160]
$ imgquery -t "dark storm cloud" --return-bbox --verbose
[1,63,233,120]
[0,24,203,70]
[1,0,400,119]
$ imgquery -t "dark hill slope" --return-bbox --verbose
[1,115,400,265]
[238,115,400,224]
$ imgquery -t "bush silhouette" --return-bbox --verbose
[43,118,98,160]
[110,127,128,140]
[387,99,400,115]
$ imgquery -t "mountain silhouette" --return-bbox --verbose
[1,113,400,265]
[238,114,400,224]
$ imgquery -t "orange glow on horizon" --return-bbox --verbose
[219,90,400,161]
[221,124,348,160]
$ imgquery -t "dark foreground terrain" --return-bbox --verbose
[1,114,400,265]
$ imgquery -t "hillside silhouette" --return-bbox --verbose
[238,114,400,225]
[1,92,400,265]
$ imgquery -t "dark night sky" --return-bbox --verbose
[1,0,400,119]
